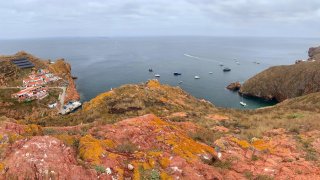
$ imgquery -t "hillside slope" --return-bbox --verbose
[239,61,320,102]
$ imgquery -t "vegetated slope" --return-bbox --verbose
[45,79,219,126]
[239,61,320,102]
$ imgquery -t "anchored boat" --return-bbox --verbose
[223,67,231,72]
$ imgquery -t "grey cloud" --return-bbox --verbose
[0,0,319,38]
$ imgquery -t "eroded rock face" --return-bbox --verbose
[308,46,320,60]
[226,82,241,91]
[49,59,80,102]
[2,136,96,179]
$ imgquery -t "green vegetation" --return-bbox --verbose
[138,166,160,180]
[94,165,106,173]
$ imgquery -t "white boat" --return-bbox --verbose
[194,76,200,79]
[209,72,213,74]
[154,74,160,77]
[61,101,82,115]
[240,102,247,106]
[179,81,183,84]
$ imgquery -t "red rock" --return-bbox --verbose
[212,126,229,132]
[2,136,96,179]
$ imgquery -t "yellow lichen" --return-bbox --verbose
[231,137,250,149]
[101,139,115,148]
[24,124,43,136]
[160,171,172,180]
[148,158,156,168]
[147,79,161,88]
[54,134,76,146]
[153,117,216,161]
[115,167,124,180]
[159,157,170,168]
[79,135,104,164]
[0,162,4,172]
[132,162,141,180]
[8,133,23,144]
[83,91,114,111]
[143,161,151,170]
[251,139,272,152]
[108,152,119,159]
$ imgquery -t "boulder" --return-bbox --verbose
[226,82,241,91]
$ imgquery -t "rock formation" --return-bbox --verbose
[226,82,241,91]
[308,46,320,60]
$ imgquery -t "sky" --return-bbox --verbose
[0,0,320,38]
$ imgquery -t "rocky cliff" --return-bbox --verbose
[239,61,320,102]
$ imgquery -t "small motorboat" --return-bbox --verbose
[173,72,182,76]
[223,67,231,72]
[240,102,247,106]
[154,74,160,77]
[194,76,200,79]
[149,68,153,72]
[209,72,213,74]
[178,81,183,84]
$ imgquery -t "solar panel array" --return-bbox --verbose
[11,58,35,69]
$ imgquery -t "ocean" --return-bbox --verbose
[1,36,319,109]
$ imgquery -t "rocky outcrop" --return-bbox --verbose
[49,59,80,102]
[239,61,320,102]
[215,129,320,179]
[2,136,96,179]
[226,82,241,91]
[308,46,320,60]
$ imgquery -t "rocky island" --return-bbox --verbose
[0,51,319,179]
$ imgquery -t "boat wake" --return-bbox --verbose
[183,54,222,64]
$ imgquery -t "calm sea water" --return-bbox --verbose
[1,36,319,109]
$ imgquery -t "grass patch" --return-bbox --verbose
[116,141,138,153]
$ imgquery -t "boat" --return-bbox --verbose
[240,102,247,106]
[209,72,213,74]
[154,74,160,77]
[223,67,231,72]
[178,81,183,84]
[149,68,153,72]
[173,72,182,76]
[219,63,224,66]
[194,76,200,79]
[61,101,82,115]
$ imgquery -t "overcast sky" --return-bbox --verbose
[0,0,320,38]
